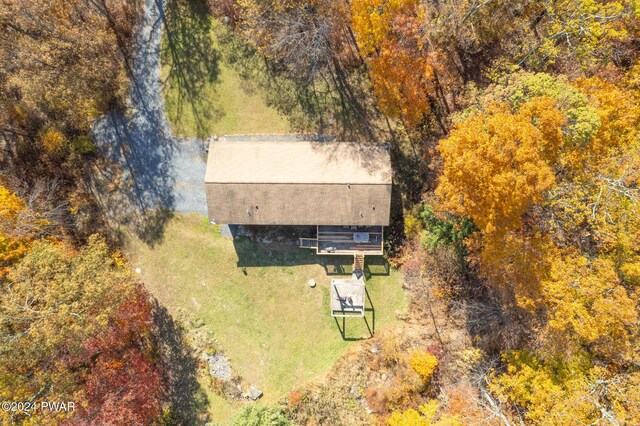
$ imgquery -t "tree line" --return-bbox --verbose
[0,1,172,424]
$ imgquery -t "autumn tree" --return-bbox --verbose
[238,0,356,81]
[0,236,164,425]
[0,180,66,273]
[410,350,438,382]
[438,69,639,296]
[462,72,600,147]
[540,255,638,361]
[489,351,598,425]
[436,69,640,423]
[73,287,164,425]
[0,0,141,242]
[436,96,565,248]
[545,76,640,278]
[491,350,640,425]
[0,0,140,133]
[0,185,32,270]
[388,400,462,426]
[351,0,444,129]
[517,0,638,71]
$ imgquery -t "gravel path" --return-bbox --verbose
[91,0,207,226]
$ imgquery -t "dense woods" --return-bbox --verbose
[2,0,640,424]
[0,0,140,244]
[0,236,164,424]
[0,1,168,424]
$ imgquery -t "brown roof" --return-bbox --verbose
[205,139,392,225]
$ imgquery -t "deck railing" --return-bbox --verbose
[298,238,318,249]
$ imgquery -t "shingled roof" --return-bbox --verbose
[204,138,392,226]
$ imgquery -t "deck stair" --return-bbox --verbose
[353,253,365,274]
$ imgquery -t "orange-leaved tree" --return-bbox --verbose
[0,184,52,273]
[436,96,565,246]
[351,0,441,128]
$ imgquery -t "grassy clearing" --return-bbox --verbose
[161,17,291,138]
[162,54,291,137]
[126,214,406,422]
[160,7,387,141]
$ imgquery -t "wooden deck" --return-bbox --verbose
[298,226,383,255]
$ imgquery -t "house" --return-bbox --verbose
[204,136,392,319]
[205,135,392,252]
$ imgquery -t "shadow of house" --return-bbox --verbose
[231,230,387,281]
[229,225,357,273]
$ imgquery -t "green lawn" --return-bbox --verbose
[160,11,372,140]
[161,17,291,138]
[126,214,406,423]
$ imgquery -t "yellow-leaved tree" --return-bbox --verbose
[489,351,597,425]
[436,69,640,423]
[388,400,462,426]
[0,185,29,270]
[436,96,564,257]
[351,0,440,128]
[540,254,638,361]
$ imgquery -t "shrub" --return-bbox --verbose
[231,404,291,426]
[418,205,474,254]
[365,386,389,415]
[71,134,96,154]
[388,400,462,426]
[388,407,427,426]
[410,351,438,382]
[288,390,303,408]
[404,214,423,240]
[41,128,66,153]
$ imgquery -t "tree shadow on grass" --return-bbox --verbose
[213,25,389,142]
[152,300,210,425]
[162,0,222,138]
